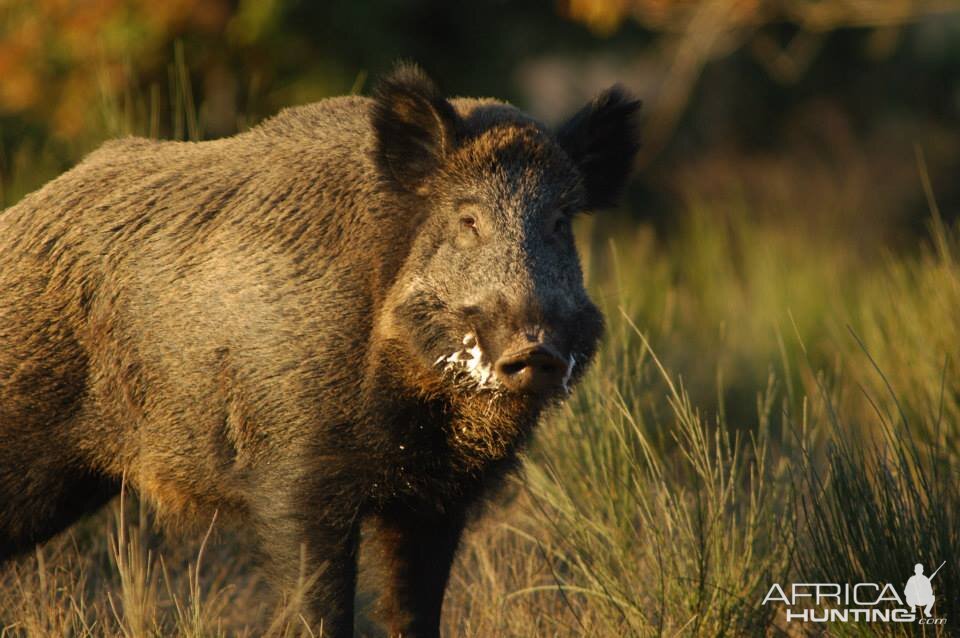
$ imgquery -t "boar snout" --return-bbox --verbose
[494,340,571,395]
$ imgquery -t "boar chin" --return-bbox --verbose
[445,391,542,463]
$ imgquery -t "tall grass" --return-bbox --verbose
[797,404,960,638]
[518,323,791,635]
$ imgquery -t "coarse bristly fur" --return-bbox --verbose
[0,62,640,637]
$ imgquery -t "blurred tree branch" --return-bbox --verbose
[560,0,960,164]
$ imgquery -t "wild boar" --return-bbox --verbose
[0,64,640,637]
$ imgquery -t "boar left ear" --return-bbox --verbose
[372,63,461,193]
[556,86,641,210]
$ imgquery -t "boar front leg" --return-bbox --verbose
[253,487,361,637]
[374,504,467,638]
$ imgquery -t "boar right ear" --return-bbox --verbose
[372,64,460,193]
[556,86,641,210]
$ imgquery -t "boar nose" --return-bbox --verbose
[494,343,568,395]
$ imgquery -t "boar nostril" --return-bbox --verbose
[494,344,568,395]
[500,361,526,376]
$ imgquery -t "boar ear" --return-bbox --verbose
[556,86,641,210]
[372,63,461,192]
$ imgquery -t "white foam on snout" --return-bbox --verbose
[435,332,499,391]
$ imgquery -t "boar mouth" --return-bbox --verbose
[434,331,577,397]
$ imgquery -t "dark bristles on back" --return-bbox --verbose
[556,85,642,210]
[372,63,461,192]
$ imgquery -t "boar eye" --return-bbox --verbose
[553,216,569,234]
[460,214,479,235]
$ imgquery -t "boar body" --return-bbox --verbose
[0,66,639,637]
